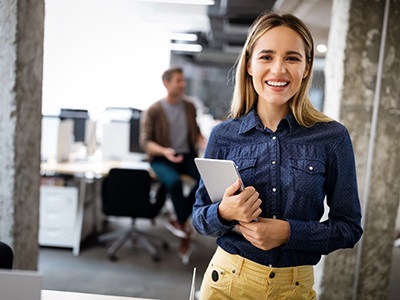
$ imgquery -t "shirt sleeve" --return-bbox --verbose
[185,100,202,150]
[139,106,154,150]
[284,127,363,254]
[192,127,236,237]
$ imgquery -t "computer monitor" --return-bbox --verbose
[129,108,144,154]
[101,107,145,161]
[57,119,74,162]
[41,115,60,161]
[59,108,89,143]
[41,115,74,162]
[85,119,97,156]
[102,120,130,159]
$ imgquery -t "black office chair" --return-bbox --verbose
[0,241,13,269]
[98,168,169,262]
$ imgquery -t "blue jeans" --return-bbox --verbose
[150,154,200,225]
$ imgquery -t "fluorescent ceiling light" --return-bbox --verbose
[170,33,198,42]
[136,0,215,5]
[170,43,203,52]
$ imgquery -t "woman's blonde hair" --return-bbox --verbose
[230,12,332,127]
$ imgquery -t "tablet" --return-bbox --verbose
[194,158,244,202]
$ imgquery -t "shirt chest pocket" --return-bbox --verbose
[289,158,326,197]
[233,158,257,186]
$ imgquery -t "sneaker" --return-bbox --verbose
[165,220,188,239]
[178,238,193,265]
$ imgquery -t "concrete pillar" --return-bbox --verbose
[321,0,400,299]
[0,0,44,270]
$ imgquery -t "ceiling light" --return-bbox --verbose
[135,0,215,5]
[170,33,198,42]
[317,44,328,54]
[170,43,203,52]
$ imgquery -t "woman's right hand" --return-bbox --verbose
[217,179,262,223]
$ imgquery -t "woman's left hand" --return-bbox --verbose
[236,218,290,251]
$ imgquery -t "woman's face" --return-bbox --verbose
[247,25,309,110]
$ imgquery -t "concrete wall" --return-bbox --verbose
[320,0,400,299]
[0,0,44,270]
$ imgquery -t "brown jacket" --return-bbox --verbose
[139,98,201,161]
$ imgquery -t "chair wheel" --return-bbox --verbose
[152,255,161,262]
[162,242,169,251]
[109,254,118,261]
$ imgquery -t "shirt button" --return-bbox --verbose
[272,187,277,192]
[309,166,314,171]
[271,160,276,165]
[272,136,277,140]
[269,272,276,278]
[272,215,277,219]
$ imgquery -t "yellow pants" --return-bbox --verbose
[199,247,316,300]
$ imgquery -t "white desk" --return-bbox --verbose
[39,160,151,255]
[41,290,156,300]
[40,160,151,177]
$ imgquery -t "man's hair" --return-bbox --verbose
[162,66,183,82]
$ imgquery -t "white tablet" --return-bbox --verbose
[194,158,244,202]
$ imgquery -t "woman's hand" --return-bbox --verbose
[217,179,262,223]
[236,218,290,251]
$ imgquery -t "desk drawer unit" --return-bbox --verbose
[39,186,78,247]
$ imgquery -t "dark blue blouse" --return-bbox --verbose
[192,108,363,267]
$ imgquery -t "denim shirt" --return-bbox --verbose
[192,108,363,267]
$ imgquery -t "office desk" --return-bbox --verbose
[41,290,156,300]
[41,160,151,177]
[39,160,151,256]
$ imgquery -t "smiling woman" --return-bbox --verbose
[192,12,363,300]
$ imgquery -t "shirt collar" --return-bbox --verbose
[284,112,298,133]
[238,108,298,135]
[238,108,259,134]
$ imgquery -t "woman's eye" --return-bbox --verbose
[259,55,272,61]
[287,56,301,62]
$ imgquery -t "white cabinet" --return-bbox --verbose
[39,181,97,256]
[39,186,78,248]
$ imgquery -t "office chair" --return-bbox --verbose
[98,168,169,262]
[0,241,14,269]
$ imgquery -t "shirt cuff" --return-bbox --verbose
[210,203,237,232]
[282,218,310,250]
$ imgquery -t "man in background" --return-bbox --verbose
[140,66,205,264]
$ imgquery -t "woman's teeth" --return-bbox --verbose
[267,81,288,87]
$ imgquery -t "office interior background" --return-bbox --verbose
[42,0,329,161]
[1,0,399,299]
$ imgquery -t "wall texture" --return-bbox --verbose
[0,0,44,269]
[320,0,400,299]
